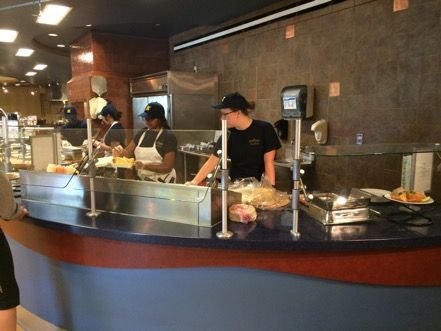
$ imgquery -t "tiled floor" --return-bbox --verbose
[17,306,65,331]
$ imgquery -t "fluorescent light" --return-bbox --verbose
[0,29,18,43]
[33,64,47,70]
[48,33,58,37]
[25,72,37,76]
[57,44,65,48]
[36,4,72,25]
[174,0,332,51]
[16,48,34,57]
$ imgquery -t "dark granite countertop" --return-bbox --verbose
[20,199,441,251]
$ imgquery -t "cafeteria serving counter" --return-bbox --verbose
[2,192,441,330]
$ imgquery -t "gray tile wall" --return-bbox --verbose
[170,0,441,198]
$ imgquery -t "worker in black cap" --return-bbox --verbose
[112,102,177,183]
[189,92,281,186]
[60,104,87,146]
[95,102,126,156]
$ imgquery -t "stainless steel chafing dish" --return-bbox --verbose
[301,192,371,225]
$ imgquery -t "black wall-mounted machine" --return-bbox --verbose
[280,85,314,120]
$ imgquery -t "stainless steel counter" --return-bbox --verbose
[20,170,241,227]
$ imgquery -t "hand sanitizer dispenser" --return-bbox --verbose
[281,85,314,119]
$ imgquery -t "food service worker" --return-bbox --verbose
[0,172,28,330]
[94,102,126,156]
[113,102,177,183]
[60,104,87,146]
[189,92,281,186]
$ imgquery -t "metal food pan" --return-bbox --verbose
[311,192,370,211]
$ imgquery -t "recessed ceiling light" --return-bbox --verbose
[48,33,58,37]
[33,64,47,70]
[85,24,92,27]
[16,48,34,57]
[25,72,37,76]
[0,29,18,43]
[15,83,20,86]
[31,91,36,96]
[36,4,72,25]
[57,44,65,48]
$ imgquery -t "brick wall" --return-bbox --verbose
[67,31,169,130]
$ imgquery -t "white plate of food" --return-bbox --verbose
[384,193,434,205]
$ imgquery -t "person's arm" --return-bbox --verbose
[0,173,28,221]
[136,151,176,174]
[263,150,276,186]
[188,154,220,185]
[98,140,123,153]
[113,140,136,158]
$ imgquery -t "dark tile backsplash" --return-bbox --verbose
[169,0,441,198]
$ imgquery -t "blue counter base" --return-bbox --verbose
[9,237,441,331]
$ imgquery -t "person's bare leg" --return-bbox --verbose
[0,307,17,331]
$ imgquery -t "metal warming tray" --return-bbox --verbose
[302,193,370,225]
[20,170,241,227]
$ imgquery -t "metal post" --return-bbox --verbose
[1,109,11,172]
[86,119,100,217]
[216,118,233,239]
[290,119,301,238]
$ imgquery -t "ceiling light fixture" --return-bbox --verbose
[57,44,65,48]
[0,29,18,43]
[16,48,34,57]
[48,33,58,37]
[173,0,333,51]
[36,4,72,25]
[33,64,47,70]
[25,71,37,76]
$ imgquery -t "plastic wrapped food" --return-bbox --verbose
[229,177,290,209]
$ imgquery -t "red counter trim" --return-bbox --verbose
[3,220,441,287]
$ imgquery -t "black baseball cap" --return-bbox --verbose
[138,102,165,120]
[97,103,118,117]
[212,92,249,110]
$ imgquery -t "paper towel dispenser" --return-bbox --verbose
[281,85,314,119]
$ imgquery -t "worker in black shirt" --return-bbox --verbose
[189,92,281,186]
[60,104,87,146]
[95,102,126,156]
[113,102,177,183]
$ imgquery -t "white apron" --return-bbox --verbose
[134,129,176,183]
[102,121,119,156]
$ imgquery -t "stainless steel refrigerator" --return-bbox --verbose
[130,71,218,130]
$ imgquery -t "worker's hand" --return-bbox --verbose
[185,180,199,186]
[112,145,124,157]
[15,206,28,221]
[134,160,145,170]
